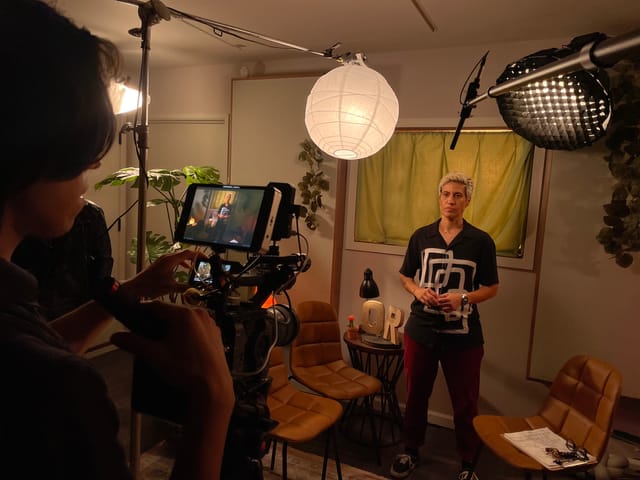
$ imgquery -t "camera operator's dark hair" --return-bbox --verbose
[0,0,120,208]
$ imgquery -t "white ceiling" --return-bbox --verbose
[55,0,640,69]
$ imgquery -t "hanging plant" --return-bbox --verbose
[596,59,640,268]
[297,139,330,230]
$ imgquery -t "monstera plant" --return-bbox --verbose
[596,60,640,268]
[297,139,330,230]
[95,165,221,268]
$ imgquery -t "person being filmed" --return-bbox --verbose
[0,2,234,479]
[390,173,499,480]
[212,192,233,242]
[12,199,114,320]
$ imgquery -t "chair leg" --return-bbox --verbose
[322,430,330,480]
[321,425,343,480]
[331,426,342,480]
[269,439,278,471]
[364,395,380,465]
[282,441,288,480]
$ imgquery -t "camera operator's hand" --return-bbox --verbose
[110,301,234,480]
[120,249,207,301]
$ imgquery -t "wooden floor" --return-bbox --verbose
[90,348,639,480]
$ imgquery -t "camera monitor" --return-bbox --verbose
[268,182,295,242]
[175,183,281,253]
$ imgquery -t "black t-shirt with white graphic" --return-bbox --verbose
[399,219,499,350]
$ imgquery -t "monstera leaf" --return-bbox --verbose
[96,165,221,264]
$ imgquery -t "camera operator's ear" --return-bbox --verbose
[265,304,299,346]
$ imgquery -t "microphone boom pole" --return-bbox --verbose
[467,28,640,107]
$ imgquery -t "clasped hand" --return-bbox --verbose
[416,287,463,312]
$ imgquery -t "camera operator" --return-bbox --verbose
[0,2,234,480]
[12,199,114,321]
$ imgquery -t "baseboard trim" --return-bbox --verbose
[427,410,455,429]
[377,398,454,430]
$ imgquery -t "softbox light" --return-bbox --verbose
[496,35,611,150]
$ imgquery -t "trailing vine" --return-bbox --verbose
[297,139,330,230]
[596,60,640,268]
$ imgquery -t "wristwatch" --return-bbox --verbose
[461,293,469,310]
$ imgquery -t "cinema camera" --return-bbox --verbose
[112,182,309,479]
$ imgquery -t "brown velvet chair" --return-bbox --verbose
[289,301,384,462]
[473,355,623,480]
[289,300,382,401]
[266,345,344,480]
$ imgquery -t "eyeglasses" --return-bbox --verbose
[545,439,588,464]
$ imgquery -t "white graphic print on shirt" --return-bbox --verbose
[419,247,475,333]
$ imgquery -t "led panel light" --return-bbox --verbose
[496,49,611,150]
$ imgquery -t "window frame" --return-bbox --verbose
[343,129,547,271]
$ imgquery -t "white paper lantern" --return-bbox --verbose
[305,54,399,160]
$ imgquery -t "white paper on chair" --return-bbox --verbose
[502,427,597,470]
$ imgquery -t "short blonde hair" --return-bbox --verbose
[439,172,473,201]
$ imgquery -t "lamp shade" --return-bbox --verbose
[305,53,399,160]
[496,43,611,150]
[359,268,380,299]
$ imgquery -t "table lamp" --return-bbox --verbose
[359,268,384,336]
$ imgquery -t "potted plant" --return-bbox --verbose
[596,59,640,268]
[346,314,359,340]
[95,165,221,274]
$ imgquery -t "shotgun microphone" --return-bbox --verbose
[450,51,489,150]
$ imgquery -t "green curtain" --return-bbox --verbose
[354,131,534,257]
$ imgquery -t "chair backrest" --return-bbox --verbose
[538,355,623,460]
[290,301,343,369]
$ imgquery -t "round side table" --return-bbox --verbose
[342,332,404,462]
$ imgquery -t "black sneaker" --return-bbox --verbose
[457,468,478,480]
[390,453,418,479]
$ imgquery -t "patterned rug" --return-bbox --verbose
[140,440,389,480]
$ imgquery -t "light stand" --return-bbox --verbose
[121,2,168,475]
[115,1,394,478]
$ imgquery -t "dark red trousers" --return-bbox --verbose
[402,333,484,463]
